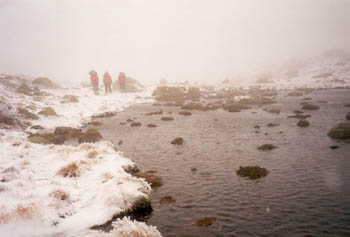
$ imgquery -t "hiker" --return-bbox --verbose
[89,70,99,95]
[118,72,126,93]
[103,72,112,94]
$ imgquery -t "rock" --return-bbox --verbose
[294,110,304,114]
[61,95,79,103]
[38,107,58,116]
[91,112,116,119]
[147,123,158,128]
[131,122,142,127]
[193,217,216,227]
[302,104,320,110]
[161,116,174,121]
[329,145,339,150]
[223,103,249,112]
[287,91,303,96]
[258,144,278,151]
[126,119,133,122]
[28,136,50,144]
[191,167,197,172]
[266,108,280,114]
[54,126,82,138]
[239,96,275,105]
[30,125,44,130]
[171,137,183,145]
[153,86,186,101]
[18,108,39,120]
[297,119,310,127]
[179,111,192,116]
[346,112,350,120]
[159,196,176,204]
[288,114,311,119]
[267,123,279,127]
[302,97,312,101]
[145,110,162,115]
[32,77,58,89]
[345,104,350,108]
[0,113,16,127]
[186,87,201,100]
[328,122,350,140]
[133,172,163,188]
[254,125,260,129]
[236,165,269,179]
[16,84,33,95]
[90,121,103,126]
[78,128,102,143]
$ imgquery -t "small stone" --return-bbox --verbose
[161,116,174,121]
[171,137,183,145]
[297,119,310,127]
[131,122,142,127]
[147,123,158,128]
[258,144,278,151]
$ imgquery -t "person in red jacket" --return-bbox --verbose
[103,72,112,94]
[118,72,126,93]
[89,70,99,95]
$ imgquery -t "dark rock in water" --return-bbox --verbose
[267,123,279,127]
[287,91,303,96]
[147,123,158,128]
[32,77,58,89]
[18,108,39,120]
[288,114,311,119]
[78,128,102,143]
[223,103,249,112]
[30,125,44,130]
[131,122,142,127]
[345,104,350,108]
[302,104,320,110]
[186,87,201,100]
[239,96,275,105]
[161,116,174,121]
[126,119,133,122]
[254,125,260,129]
[92,111,116,119]
[133,172,163,188]
[171,137,183,145]
[346,112,350,120]
[318,100,328,104]
[190,167,197,172]
[61,95,78,103]
[294,110,304,114]
[54,126,82,138]
[119,122,126,125]
[265,108,280,114]
[193,217,216,227]
[300,101,309,106]
[179,111,192,116]
[16,84,33,95]
[145,110,162,116]
[38,107,58,116]
[236,166,269,179]
[258,144,278,151]
[28,136,50,144]
[159,196,176,204]
[302,97,312,100]
[329,145,339,150]
[118,140,123,145]
[328,122,350,140]
[297,119,310,127]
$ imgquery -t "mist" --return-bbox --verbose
[0,0,349,84]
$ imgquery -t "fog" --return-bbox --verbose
[0,0,349,84]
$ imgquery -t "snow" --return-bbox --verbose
[0,80,161,236]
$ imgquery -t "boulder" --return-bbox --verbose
[258,144,278,151]
[32,77,58,89]
[28,136,50,144]
[297,119,310,127]
[147,123,158,128]
[346,112,350,120]
[133,172,163,188]
[171,137,183,145]
[161,116,174,121]
[267,123,279,127]
[302,104,320,110]
[38,107,58,116]
[179,111,192,116]
[288,114,311,119]
[153,86,186,101]
[61,95,79,103]
[266,108,280,114]
[328,122,350,140]
[54,126,82,138]
[236,165,269,180]
[193,217,216,227]
[131,122,142,127]
[16,84,33,95]
[145,110,163,116]
[78,128,102,143]
[18,108,39,120]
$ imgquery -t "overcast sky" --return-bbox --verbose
[0,0,349,84]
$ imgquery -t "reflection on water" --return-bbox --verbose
[97,89,350,237]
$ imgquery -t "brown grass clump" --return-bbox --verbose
[50,189,69,201]
[88,150,98,158]
[57,163,80,178]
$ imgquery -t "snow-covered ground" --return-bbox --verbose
[0,77,161,237]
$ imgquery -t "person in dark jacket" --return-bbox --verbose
[118,72,126,93]
[103,72,112,94]
[89,70,99,95]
